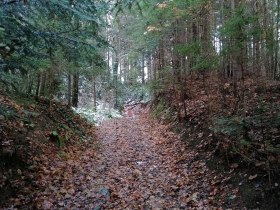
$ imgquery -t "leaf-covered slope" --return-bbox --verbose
[151,74,280,209]
[0,91,95,208]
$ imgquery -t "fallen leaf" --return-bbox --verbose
[230,163,239,169]
[248,174,258,180]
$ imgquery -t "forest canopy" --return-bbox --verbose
[1,0,279,108]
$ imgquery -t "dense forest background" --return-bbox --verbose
[1,0,280,108]
[1,0,280,208]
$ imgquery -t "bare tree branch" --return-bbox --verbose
[0,0,21,7]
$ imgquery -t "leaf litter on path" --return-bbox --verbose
[92,115,219,209]
[5,106,232,209]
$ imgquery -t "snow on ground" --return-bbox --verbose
[73,101,122,126]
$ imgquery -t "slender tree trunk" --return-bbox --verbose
[172,19,181,84]
[67,74,72,106]
[141,53,145,84]
[253,0,261,76]
[159,42,165,81]
[113,55,119,109]
[72,73,79,107]
[38,71,46,96]
[35,73,40,97]
[27,79,33,95]
[48,47,56,114]
[263,0,274,78]
[275,0,280,77]
[153,51,158,81]
[147,53,152,81]
[93,77,97,111]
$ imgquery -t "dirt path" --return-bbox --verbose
[91,114,215,209]
[22,113,221,209]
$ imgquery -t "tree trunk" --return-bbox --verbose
[113,55,119,109]
[35,73,40,97]
[38,71,46,96]
[141,53,145,84]
[67,74,72,106]
[173,20,181,84]
[93,77,97,111]
[72,73,79,107]
[275,0,280,77]
[147,53,152,81]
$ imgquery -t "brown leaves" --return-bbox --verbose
[0,93,243,209]
[0,93,99,209]
[88,116,222,209]
[30,142,102,209]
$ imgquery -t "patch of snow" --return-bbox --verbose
[136,161,145,165]
[73,101,122,126]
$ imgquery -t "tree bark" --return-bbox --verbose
[275,0,280,77]
[38,71,46,96]
[67,74,72,106]
[93,77,97,111]
[72,73,79,107]
[113,55,119,109]
[141,53,145,84]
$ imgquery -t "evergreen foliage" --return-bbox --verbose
[0,0,107,102]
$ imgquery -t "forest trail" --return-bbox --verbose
[0,95,239,209]
[90,111,216,209]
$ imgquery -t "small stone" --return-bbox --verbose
[198,133,203,138]
[100,188,110,200]
[17,169,22,175]
[58,202,64,207]
[0,115,5,120]
[137,161,145,165]
[93,203,102,210]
